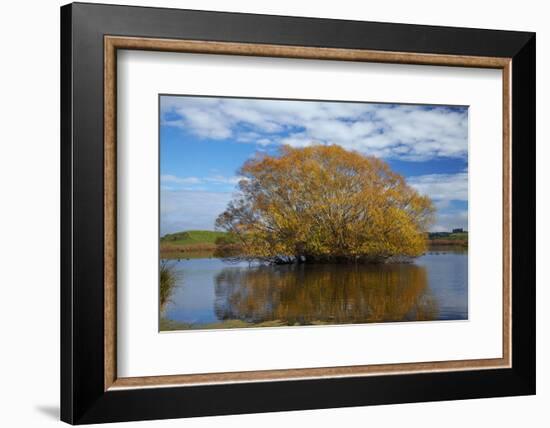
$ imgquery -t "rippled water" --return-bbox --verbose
[161,249,467,330]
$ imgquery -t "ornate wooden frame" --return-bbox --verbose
[104,36,512,390]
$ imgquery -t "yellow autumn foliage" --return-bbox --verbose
[215,145,435,264]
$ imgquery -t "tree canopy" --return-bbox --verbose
[215,145,435,264]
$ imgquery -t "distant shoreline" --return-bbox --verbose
[160,229,468,259]
[428,239,468,247]
[160,242,219,259]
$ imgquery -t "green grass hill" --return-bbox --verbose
[161,230,229,246]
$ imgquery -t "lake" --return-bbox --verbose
[161,248,468,330]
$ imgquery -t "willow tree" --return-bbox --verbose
[215,145,435,264]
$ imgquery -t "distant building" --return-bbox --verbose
[452,228,464,233]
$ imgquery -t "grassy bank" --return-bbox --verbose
[160,230,229,259]
[160,318,341,331]
[160,318,286,331]
[428,231,468,247]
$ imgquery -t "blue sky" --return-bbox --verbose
[160,95,468,235]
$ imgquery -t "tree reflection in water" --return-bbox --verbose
[214,263,438,326]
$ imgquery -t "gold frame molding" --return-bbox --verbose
[104,36,512,391]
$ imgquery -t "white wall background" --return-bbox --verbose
[0,1,546,427]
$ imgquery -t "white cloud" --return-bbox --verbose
[161,174,243,188]
[430,210,468,233]
[204,175,244,185]
[161,97,468,161]
[161,174,201,185]
[160,190,233,234]
[407,171,468,232]
[408,172,468,205]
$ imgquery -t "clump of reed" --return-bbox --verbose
[160,261,178,311]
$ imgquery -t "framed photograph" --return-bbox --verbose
[61,2,535,424]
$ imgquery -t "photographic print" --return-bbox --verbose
[159,95,468,331]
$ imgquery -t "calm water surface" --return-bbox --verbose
[162,249,467,329]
